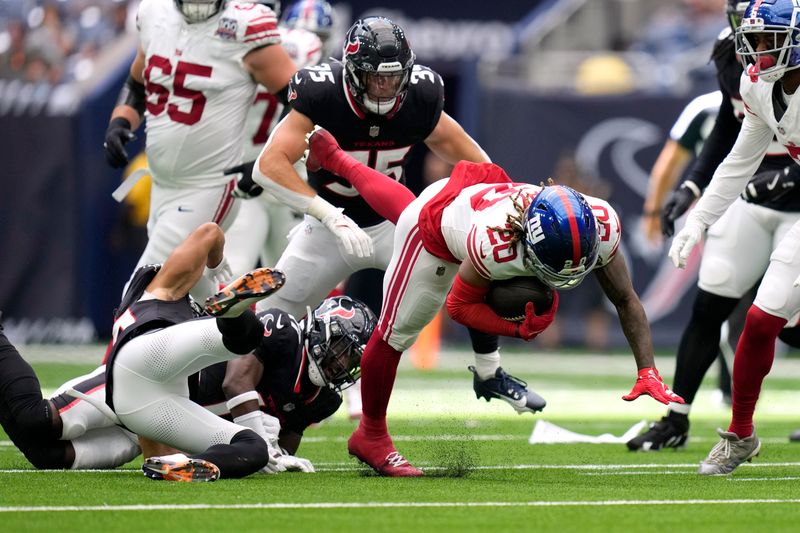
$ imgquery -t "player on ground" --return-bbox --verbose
[669,0,800,474]
[252,17,545,416]
[0,292,372,471]
[103,0,296,301]
[630,0,800,452]
[306,127,684,476]
[105,221,288,481]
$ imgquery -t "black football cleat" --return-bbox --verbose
[627,413,689,451]
[469,366,546,414]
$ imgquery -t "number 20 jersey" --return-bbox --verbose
[441,183,622,280]
[136,0,280,187]
[289,61,445,227]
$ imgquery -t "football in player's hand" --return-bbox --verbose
[486,276,554,322]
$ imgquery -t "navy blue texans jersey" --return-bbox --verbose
[289,60,445,227]
[193,308,341,435]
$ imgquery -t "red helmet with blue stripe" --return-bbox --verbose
[736,0,800,82]
[523,185,600,290]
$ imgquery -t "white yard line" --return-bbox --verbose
[2,499,800,513]
[1,461,798,475]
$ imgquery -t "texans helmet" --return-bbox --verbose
[736,0,800,82]
[173,0,223,23]
[342,17,415,116]
[282,0,333,41]
[523,185,600,290]
[304,296,376,392]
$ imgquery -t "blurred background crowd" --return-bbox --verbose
[0,1,747,353]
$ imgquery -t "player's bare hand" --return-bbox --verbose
[622,367,684,405]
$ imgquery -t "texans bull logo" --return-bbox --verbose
[315,302,355,320]
[344,39,360,56]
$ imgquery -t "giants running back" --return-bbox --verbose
[437,183,622,281]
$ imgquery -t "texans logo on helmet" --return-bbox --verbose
[345,39,360,56]
[315,303,356,320]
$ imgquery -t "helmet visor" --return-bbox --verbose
[361,69,410,109]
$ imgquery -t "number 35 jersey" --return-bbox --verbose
[136,0,280,187]
[441,183,622,280]
[289,61,445,227]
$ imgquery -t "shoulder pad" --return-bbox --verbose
[585,198,621,267]
[220,1,280,46]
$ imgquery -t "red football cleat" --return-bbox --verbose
[347,427,423,477]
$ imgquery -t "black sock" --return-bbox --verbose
[672,290,740,404]
[0,331,67,467]
[468,327,498,354]
[191,429,268,478]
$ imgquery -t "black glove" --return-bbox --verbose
[224,160,263,199]
[661,183,698,238]
[741,164,800,204]
[103,117,136,168]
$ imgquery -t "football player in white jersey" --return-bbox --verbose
[669,0,800,475]
[103,0,297,302]
[224,0,330,277]
[251,17,547,421]
[305,127,683,476]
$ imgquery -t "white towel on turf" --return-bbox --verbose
[528,419,647,444]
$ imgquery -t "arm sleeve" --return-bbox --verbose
[683,91,741,190]
[445,274,519,338]
[688,109,774,228]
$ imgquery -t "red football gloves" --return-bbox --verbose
[622,367,685,405]
[515,293,559,341]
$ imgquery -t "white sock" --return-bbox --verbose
[71,427,141,469]
[668,402,691,415]
[473,351,501,381]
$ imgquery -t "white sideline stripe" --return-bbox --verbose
[0,435,794,447]
[2,462,800,475]
[2,499,800,513]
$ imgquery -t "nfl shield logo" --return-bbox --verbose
[369,125,380,137]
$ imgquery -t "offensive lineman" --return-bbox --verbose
[305,127,684,476]
[251,16,547,416]
[102,0,297,301]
